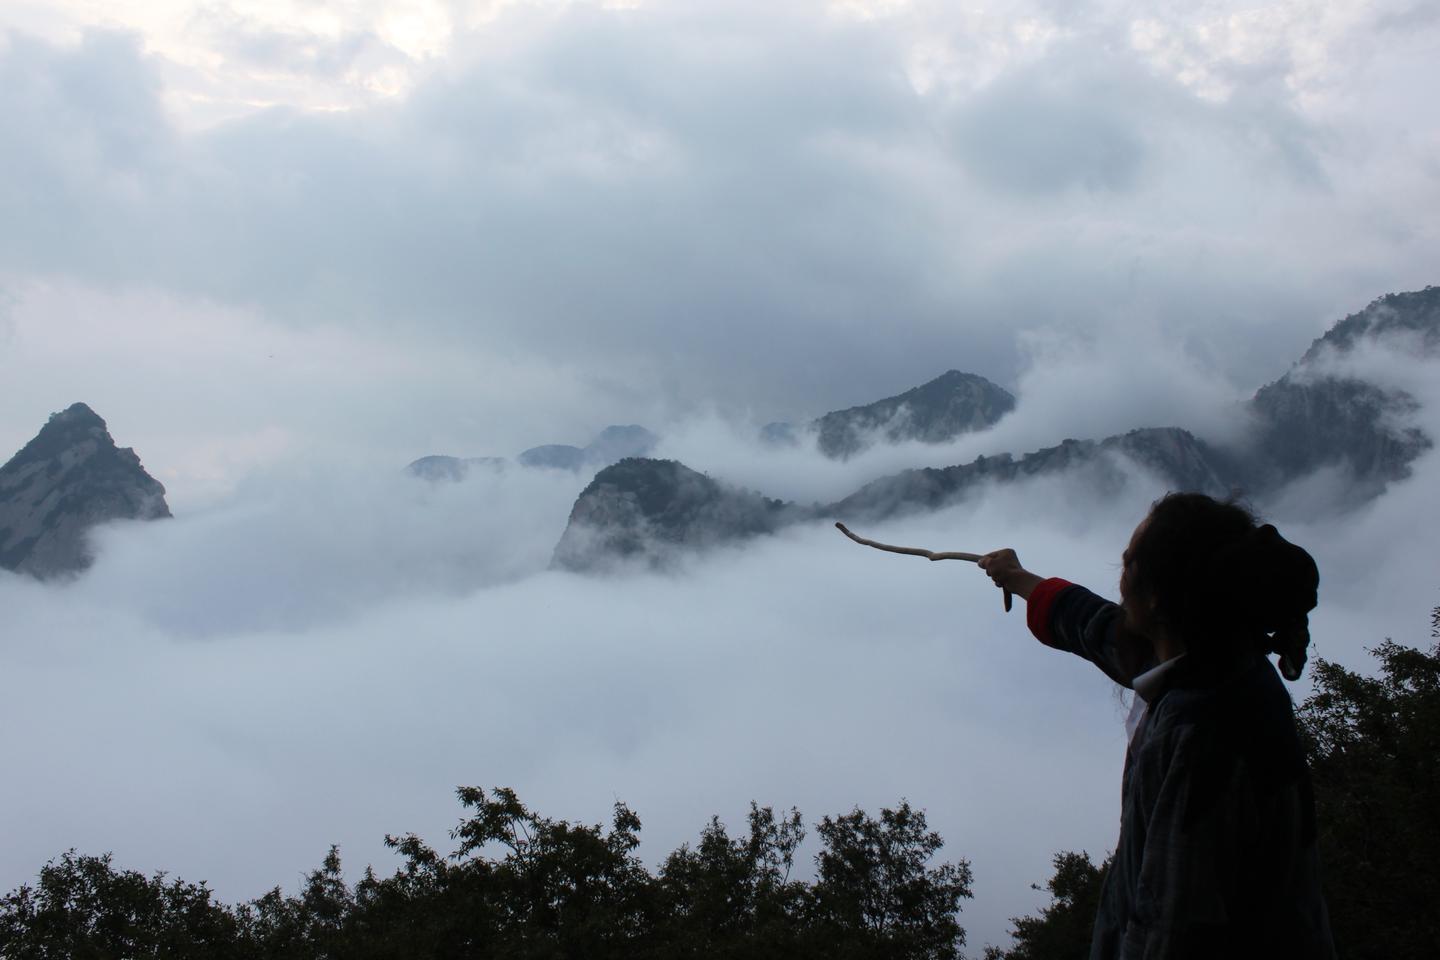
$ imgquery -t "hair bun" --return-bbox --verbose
[1251,525,1319,626]
[1203,524,1318,677]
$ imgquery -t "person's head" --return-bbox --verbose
[1120,492,1319,680]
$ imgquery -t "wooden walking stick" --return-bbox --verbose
[835,522,1012,612]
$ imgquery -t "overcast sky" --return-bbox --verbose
[3,0,1439,488]
[2,0,1438,950]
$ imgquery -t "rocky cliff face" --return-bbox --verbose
[1246,286,1439,494]
[0,403,171,579]
[1249,378,1429,492]
[812,370,1015,459]
[551,458,802,572]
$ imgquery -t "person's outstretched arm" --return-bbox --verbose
[978,549,1154,688]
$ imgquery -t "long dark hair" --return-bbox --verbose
[1128,493,1319,680]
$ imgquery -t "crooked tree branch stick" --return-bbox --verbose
[834,522,1012,612]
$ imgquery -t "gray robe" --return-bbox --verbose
[1039,581,1336,960]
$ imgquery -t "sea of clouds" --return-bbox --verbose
[2,0,1438,947]
[2,342,1435,951]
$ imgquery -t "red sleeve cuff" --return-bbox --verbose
[1027,578,1074,649]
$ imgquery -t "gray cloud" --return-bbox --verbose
[186,5,407,80]
[947,52,1150,195]
[2,3,1435,429]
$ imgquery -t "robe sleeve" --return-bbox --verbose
[1027,578,1154,689]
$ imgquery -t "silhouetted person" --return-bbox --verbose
[980,493,1336,959]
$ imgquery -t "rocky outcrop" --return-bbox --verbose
[812,370,1015,459]
[1248,378,1429,493]
[0,403,170,579]
[551,458,803,572]
[1245,286,1439,494]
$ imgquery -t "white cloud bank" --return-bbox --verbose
[2,370,1436,949]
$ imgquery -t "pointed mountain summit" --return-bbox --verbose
[0,403,170,579]
[812,370,1015,459]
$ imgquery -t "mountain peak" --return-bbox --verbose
[1302,285,1440,362]
[551,457,798,571]
[1,404,170,578]
[1249,285,1439,495]
[813,370,1015,459]
[9,402,110,468]
[54,401,104,423]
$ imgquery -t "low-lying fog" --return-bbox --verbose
[3,363,1436,951]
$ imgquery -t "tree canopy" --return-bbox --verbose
[0,791,970,960]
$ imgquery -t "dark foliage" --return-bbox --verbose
[810,804,973,960]
[1296,616,1440,960]
[982,852,1108,960]
[0,851,242,960]
[0,790,969,960]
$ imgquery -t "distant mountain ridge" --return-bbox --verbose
[763,370,1016,459]
[553,285,1440,572]
[830,427,1231,521]
[552,428,1227,572]
[814,370,1016,459]
[0,403,170,579]
[12,290,1431,581]
[520,425,659,471]
[413,372,1013,481]
[407,456,508,481]
[408,425,658,479]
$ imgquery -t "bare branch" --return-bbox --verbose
[834,522,981,562]
[834,522,1011,612]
